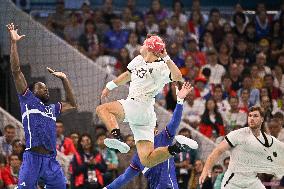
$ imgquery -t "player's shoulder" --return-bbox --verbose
[229,127,250,136]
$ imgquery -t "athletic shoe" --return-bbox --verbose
[104,138,130,153]
[175,135,198,150]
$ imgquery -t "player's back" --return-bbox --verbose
[18,89,61,153]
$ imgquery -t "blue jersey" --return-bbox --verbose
[18,89,61,154]
[107,104,183,189]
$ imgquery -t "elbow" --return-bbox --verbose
[172,73,183,82]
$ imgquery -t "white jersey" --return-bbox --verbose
[225,127,284,178]
[127,55,171,104]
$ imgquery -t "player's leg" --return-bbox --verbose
[96,101,125,134]
[42,157,66,189]
[134,125,198,168]
[17,152,41,189]
[97,100,130,153]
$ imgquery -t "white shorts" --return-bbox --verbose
[118,98,156,143]
[221,171,265,189]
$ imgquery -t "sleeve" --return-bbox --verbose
[52,102,62,117]
[225,129,244,148]
[17,88,35,103]
[158,63,172,84]
[106,167,140,189]
[127,55,144,72]
[166,104,183,138]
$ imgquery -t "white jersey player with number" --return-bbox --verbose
[96,35,198,169]
[199,106,284,189]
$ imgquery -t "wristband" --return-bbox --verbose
[163,55,171,62]
[177,97,184,104]
[106,81,118,90]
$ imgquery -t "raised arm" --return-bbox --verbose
[166,82,193,136]
[199,140,231,185]
[7,23,27,94]
[105,166,140,189]
[160,49,182,81]
[101,71,131,99]
[46,67,77,113]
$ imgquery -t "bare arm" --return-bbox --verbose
[7,23,27,94]
[47,67,77,113]
[199,140,231,185]
[165,59,183,81]
[113,71,131,86]
[101,71,131,99]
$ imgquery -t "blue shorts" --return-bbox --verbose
[17,151,66,189]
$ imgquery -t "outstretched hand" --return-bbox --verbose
[199,169,211,186]
[6,23,25,42]
[176,82,193,100]
[47,67,67,80]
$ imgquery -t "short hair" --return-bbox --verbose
[96,132,107,140]
[28,82,38,92]
[273,112,284,120]
[9,153,22,161]
[4,124,15,131]
[248,106,265,118]
[212,164,223,171]
[233,12,246,24]
[56,120,64,124]
[209,8,220,17]
[178,128,191,134]
[228,95,238,102]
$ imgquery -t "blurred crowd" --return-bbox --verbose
[1,0,284,188]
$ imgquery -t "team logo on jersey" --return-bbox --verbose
[45,106,54,117]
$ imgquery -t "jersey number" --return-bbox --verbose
[134,68,147,78]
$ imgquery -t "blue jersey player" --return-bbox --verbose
[7,23,77,189]
[105,82,198,189]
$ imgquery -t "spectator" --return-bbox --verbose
[115,48,131,76]
[238,88,250,113]
[272,112,284,142]
[174,128,198,189]
[135,20,147,44]
[174,30,187,57]
[194,75,210,99]
[147,0,168,22]
[79,19,99,56]
[263,74,283,100]
[250,64,263,89]
[121,7,136,31]
[158,19,169,41]
[202,49,226,85]
[0,125,16,158]
[182,89,205,129]
[221,74,236,99]
[70,134,107,189]
[201,164,223,189]
[232,12,247,37]
[145,12,159,34]
[212,85,230,115]
[2,154,21,189]
[96,133,118,185]
[117,134,147,189]
[228,63,242,91]
[199,98,225,141]
[126,0,143,21]
[125,32,140,59]
[104,16,129,56]
[208,8,224,46]
[188,159,204,189]
[217,42,232,71]
[78,1,94,24]
[50,1,68,33]
[255,52,271,78]
[232,38,252,65]
[268,118,283,139]
[223,22,232,33]
[223,96,247,132]
[213,157,230,189]
[244,22,257,53]
[188,10,204,40]
[180,54,199,80]
[64,12,84,44]
[70,132,80,150]
[186,35,207,67]
[201,31,215,53]
[237,74,260,107]
[166,16,182,41]
[170,0,187,26]
[11,139,24,158]
[56,120,77,156]
[255,10,270,40]
[260,95,274,122]
[169,42,185,68]
[93,9,110,40]
[102,0,115,25]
